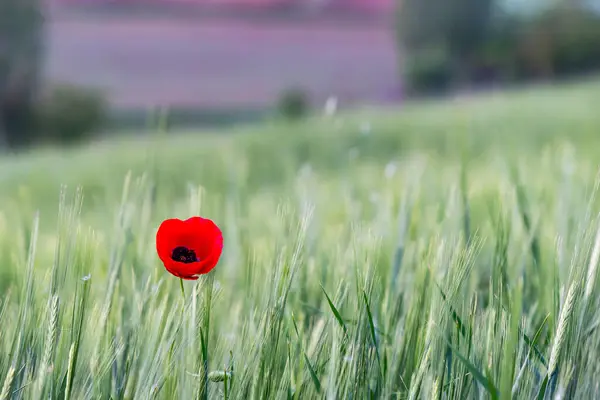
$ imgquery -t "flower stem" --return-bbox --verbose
[179,278,186,317]
[196,274,213,400]
[179,278,185,300]
[223,363,229,400]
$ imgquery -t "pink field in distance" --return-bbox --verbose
[46,1,401,109]
[50,0,394,14]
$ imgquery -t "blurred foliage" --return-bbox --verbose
[1,1,106,149]
[0,0,44,149]
[402,45,454,95]
[277,87,310,121]
[35,84,108,146]
[398,1,600,93]
[397,0,494,91]
[519,5,600,78]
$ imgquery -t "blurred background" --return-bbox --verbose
[1,0,600,149]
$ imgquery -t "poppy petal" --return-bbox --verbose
[184,217,221,259]
[181,274,200,281]
[177,236,223,277]
[156,218,187,263]
[161,258,201,280]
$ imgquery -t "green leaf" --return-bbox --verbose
[446,340,499,400]
[363,290,382,374]
[535,375,549,400]
[320,284,347,335]
[435,282,467,338]
[303,353,322,394]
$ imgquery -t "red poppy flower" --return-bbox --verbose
[156,216,223,280]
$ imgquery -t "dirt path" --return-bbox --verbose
[46,15,400,109]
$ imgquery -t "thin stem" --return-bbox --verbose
[224,365,229,400]
[196,274,213,400]
[179,278,187,318]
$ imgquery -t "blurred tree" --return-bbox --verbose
[0,0,44,149]
[397,0,495,91]
[485,2,600,81]
[277,87,310,121]
[37,84,108,146]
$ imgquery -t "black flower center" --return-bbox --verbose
[171,246,198,263]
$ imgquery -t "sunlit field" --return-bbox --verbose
[2,79,600,399]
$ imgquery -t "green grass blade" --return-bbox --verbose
[303,353,322,394]
[446,340,499,400]
[320,284,347,335]
[362,291,382,375]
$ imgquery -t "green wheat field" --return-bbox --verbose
[2,79,600,399]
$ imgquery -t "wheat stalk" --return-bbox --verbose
[584,217,600,301]
[548,282,578,377]
[64,343,76,400]
[0,366,15,400]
